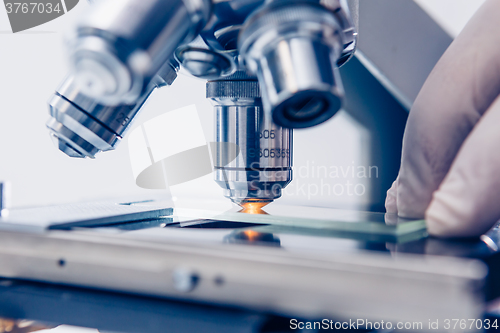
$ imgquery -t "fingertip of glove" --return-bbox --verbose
[385,180,398,214]
[425,205,459,237]
[425,191,486,238]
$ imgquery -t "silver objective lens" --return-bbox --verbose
[208,72,292,204]
[47,61,178,158]
[69,0,211,105]
[239,0,351,128]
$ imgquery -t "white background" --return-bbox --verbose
[0,0,486,211]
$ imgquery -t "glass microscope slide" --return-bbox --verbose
[0,199,173,231]
[174,204,426,237]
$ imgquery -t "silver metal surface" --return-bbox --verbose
[0,182,10,219]
[208,73,292,204]
[69,0,211,105]
[213,103,292,204]
[0,227,486,330]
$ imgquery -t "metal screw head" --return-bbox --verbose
[0,182,11,219]
[172,268,199,293]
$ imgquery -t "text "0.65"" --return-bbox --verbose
[5,2,62,14]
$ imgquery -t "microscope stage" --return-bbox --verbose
[0,198,497,325]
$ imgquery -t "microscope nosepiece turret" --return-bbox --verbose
[46,0,358,207]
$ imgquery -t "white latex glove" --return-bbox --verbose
[385,0,500,238]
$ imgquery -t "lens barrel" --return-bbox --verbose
[69,0,211,105]
[208,72,293,204]
[47,61,178,158]
[239,0,346,128]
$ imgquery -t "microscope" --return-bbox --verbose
[4,2,500,326]
[46,0,358,209]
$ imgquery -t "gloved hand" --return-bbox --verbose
[385,0,500,238]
